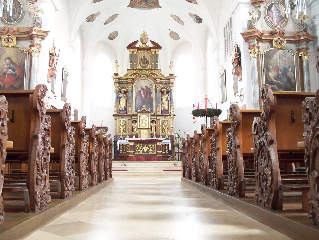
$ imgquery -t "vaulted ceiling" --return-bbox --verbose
[66,0,220,66]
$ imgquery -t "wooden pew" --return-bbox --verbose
[85,125,98,185]
[191,130,201,182]
[183,134,192,180]
[107,137,113,179]
[226,104,262,197]
[47,103,76,199]
[302,89,319,227]
[1,85,51,212]
[0,95,8,225]
[252,84,314,210]
[198,124,214,185]
[71,116,89,191]
[181,138,187,178]
[97,131,106,182]
[210,117,224,190]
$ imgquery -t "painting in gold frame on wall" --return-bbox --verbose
[0,47,26,90]
[264,49,296,91]
[134,78,154,113]
[265,2,287,28]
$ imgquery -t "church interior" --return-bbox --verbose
[1,0,319,239]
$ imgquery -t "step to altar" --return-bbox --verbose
[112,161,181,176]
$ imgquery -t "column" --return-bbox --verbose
[300,51,312,92]
[248,44,260,110]
[156,87,161,114]
[114,83,119,114]
[127,86,132,114]
[170,88,174,114]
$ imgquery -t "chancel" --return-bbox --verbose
[0,0,319,240]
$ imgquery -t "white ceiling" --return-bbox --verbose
[65,0,220,65]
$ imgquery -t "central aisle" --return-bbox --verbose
[24,176,291,240]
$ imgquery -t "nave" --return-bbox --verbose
[24,175,290,240]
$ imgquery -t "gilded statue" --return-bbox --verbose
[151,121,156,138]
[119,89,127,111]
[161,90,169,111]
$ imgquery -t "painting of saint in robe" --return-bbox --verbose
[128,0,161,9]
[135,79,154,112]
[0,48,25,90]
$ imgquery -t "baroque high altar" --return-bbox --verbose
[113,32,176,161]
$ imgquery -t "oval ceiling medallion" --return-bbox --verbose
[169,31,180,40]
[128,0,161,9]
[171,15,184,26]
[86,12,101,22]
[104,14,119,25]
[108,31,118,40]
[186,0,198,4]
[189,13,202,24]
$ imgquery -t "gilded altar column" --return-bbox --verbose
[299,50,312,92]
[127,85,133,114]
[155,85,161,114]
[169,88,174,114]
[114,83,119,114]
[248,44,260,109]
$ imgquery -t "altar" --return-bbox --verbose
[112,32,176,161]
[116,138,171,161]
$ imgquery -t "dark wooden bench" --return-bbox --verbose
[85,125,99,185]
[252,84,315,210]
[1,85,51,213]
[302,89,319,227]
[71,116,89,191]
[47,103,76,199]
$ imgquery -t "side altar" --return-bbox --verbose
[113,32,176,161]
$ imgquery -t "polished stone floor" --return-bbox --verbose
[24,175,291,240]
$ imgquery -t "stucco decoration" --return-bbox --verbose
[171,14,184,26]
[86,12,101,22]
[92,0,103,3]
[169,31,180,40]
[128,0,161,9]
[189,13,202,23]
[104,14,119,25]
[108,31,118,40]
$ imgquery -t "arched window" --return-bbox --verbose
[175,54,195,108]
[92,54,113,108]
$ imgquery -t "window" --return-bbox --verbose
[224,17,233,60]
[92,54,113,108]
[175,54,195,108]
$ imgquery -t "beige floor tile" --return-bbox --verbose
[23,175,292,240]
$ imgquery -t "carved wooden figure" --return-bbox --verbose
[302,90,319,227]
[227,104,245,197]
[0,95,8,225]
[210,117,224,190]
[191,130,201,182]
[98,131,106,182]
[108,138,113,178]
[199,124,214,185]
[252,85,282,210]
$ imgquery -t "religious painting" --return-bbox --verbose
[138,52,150,68]
[220,67,227,103]
[169,31,180,40]
[189,13,202,23]
[104,14,119,25]
[108,31,118,40]
[171,14,184,26]
[134,78,154,112]
[1,0,24,25]
[86,12,101,22]
[0,47,26,90]
[264,49,296,91]
[265,2,287,28]
[128,0,161,9]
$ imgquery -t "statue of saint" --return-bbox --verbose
[161,90,169,110]
[119,89,127,111]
